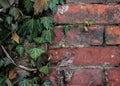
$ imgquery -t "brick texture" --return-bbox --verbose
[54,4,120,24]
[66,0,106,4]
[50,1,120,86]
[52,25,104,47]
[66,0,120,4]
[49,47,120,65]
[53,26,64,43]
[106,0,120,3]
[106,26,120,45]
[65,25,104,46]
[68,69,102,86]
[48,69,102,86]
[107,69,120,86]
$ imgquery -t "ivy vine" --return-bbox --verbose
[0,0,65,85]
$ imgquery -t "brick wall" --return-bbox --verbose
[48,0,120,86]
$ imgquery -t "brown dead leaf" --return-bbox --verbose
[8,67,18,80]
[32,0,49,15]
[11,32,20,44]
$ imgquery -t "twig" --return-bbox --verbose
[1,45,37,71]
[1,45,16,66]
[18,65,37,71]
[0,8,3,12]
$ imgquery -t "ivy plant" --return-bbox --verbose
[0,0,65,85]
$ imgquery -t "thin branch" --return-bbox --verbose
[0,8,3,12]
[1,45,37,71]
[1,45,16,66]
[18,65,37,71]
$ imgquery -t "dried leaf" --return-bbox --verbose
[32,0,49,15]
[8,67,18,80]
[11,32,20,44]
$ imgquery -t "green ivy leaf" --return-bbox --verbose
[28,48,45,61]
[42,29,55,44]
[49,0,64,14]
[40,17,53,29]
[39,66,51,74]
[11,22,18,31]
[0,77,6,86]
[16,45,25,57]
[0,18,3,22]
[42,80,51,86]
[0,59,4,68]
[33,84,40,86]
[33,37,46,44]
[53,0,59,4]
[33,77,40,83]
[6,16,13,24]
[63,25,71,35]
[31,60,36,67]
[59,0,65,5]
[20,19,42,39]
[66,71,73,80]
[23,0,33,13]
[18,78,32,86]
[9,7,20,20]
[84,20,95,26]
[49,0,58,14]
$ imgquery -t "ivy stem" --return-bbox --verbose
[1,45,37,71]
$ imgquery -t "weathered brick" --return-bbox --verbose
[51,25,103,48]
[66,0,120,4]
[107,69,120,86]
[49,47,120,65]
[68,69,102,86]
[106,0,120,3]
[105,26,120,45]
[48,69,102,86]
[53,26,64,43]
[54,4,120,24]
[66,0,106,4]
[47,69,57,86]
[64,25,103,47]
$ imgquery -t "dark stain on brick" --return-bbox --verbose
[65,26,103,46]
[89,29,103,45]
[105,34,117,44]
[106,8,120,24]
[106,0,120,3]
[96,0,106,3]
[66,9,92,23]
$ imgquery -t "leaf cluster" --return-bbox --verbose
[0,0,65,85]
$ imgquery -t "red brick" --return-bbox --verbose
[66,0,105,4]
[53,26,64,43]
[48,69,102,86]
[48,69,57,86]
[66,0,120,4]
[105,26,120,45]
[68,69,102,86]
[49,47,120,65]
[54,4,120,24]
[107,69,120,86]
[51,25,103,48]
[64,25,103,46]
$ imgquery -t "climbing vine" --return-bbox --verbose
[0,0,65,85]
